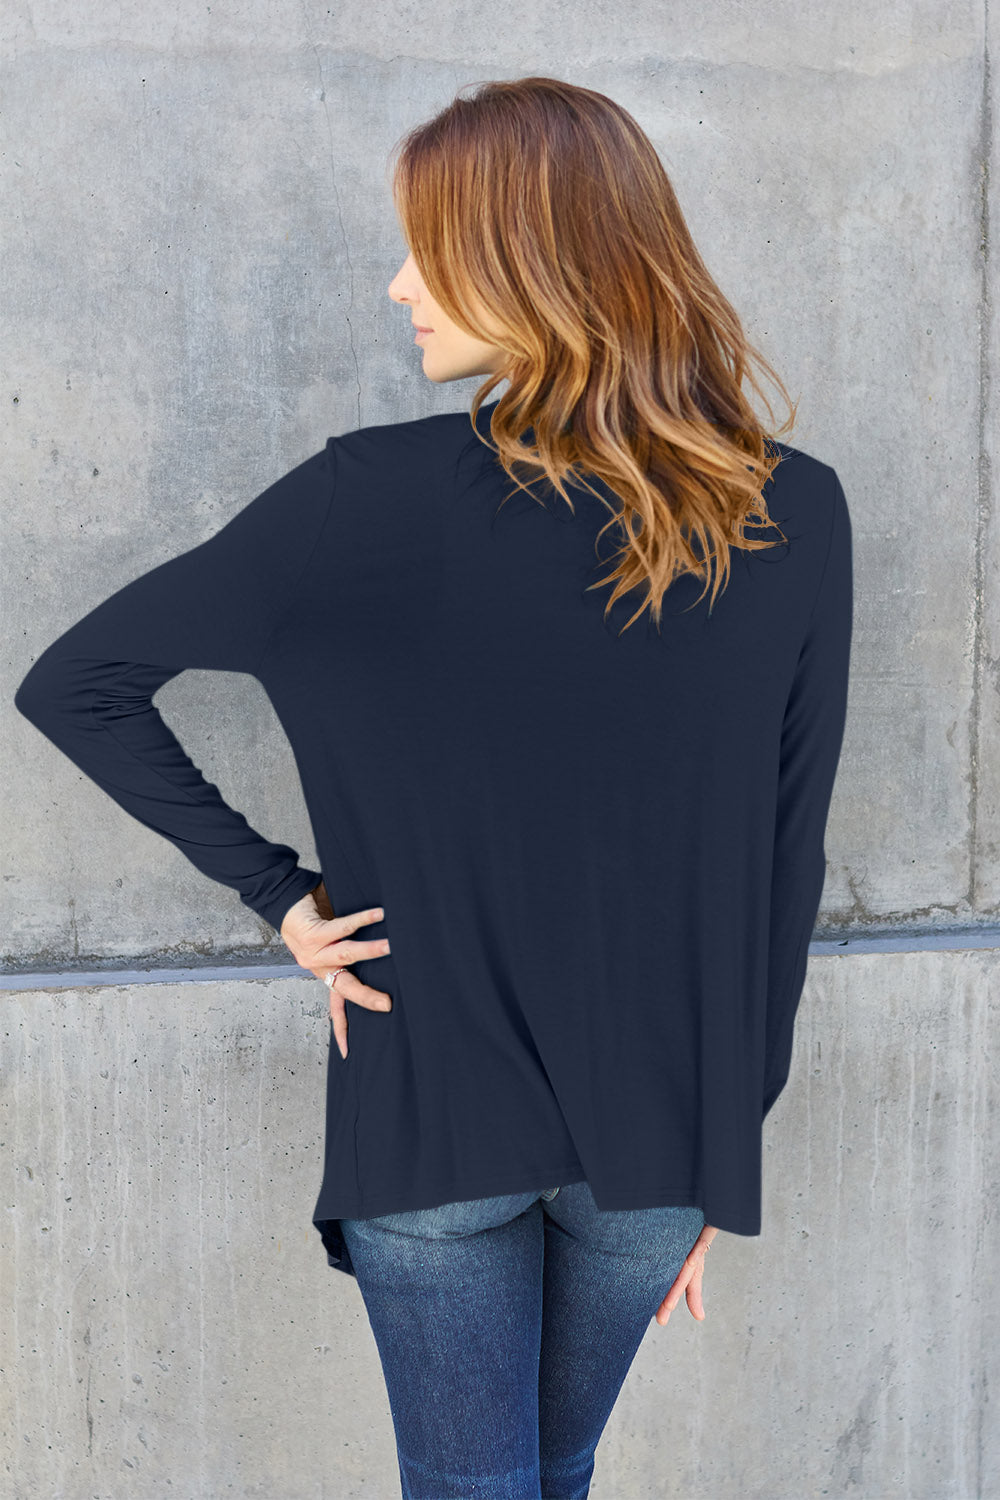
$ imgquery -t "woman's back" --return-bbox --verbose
[14,397,853,1277]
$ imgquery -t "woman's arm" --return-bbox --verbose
[13,441,337,936]
[762,466,854,1118]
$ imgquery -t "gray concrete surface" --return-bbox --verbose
[3,1,999,1496]
[2,952,996,1498]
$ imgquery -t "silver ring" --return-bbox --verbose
[324,968,348,988]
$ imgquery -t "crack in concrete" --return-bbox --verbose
[302,18,362,429]
[971,0,994,920]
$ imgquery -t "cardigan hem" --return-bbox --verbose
[310,1161,767,1277]
[314,1157,590,1278]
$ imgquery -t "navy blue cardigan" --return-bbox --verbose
[14,401,853,1275]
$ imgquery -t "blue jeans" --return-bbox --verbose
[339,1181,705,1499]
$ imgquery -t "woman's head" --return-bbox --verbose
[387,76,796,632]
[388,250,507,385]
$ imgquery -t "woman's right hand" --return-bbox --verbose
[655,1223,719,1326]
[280,881,392,1059]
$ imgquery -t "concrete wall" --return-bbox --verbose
[3,3,998,1497]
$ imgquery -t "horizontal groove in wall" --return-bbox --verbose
[0,961,312,992]
[1,928,999,992]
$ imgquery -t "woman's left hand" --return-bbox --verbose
[655,1223,719,1326]
[280,881,393,1059]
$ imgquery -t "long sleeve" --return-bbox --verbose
[761,467,854,1120]
[13,441,337,936]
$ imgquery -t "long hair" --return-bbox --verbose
[390,75,797,634]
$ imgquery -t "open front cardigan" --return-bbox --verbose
[14,401,853,1276]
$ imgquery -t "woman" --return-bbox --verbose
[14,76,853,1500]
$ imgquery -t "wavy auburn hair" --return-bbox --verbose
[390,76,798,633]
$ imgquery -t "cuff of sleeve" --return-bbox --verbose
[256,866,324,935]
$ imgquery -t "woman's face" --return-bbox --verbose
[388,251,507,384]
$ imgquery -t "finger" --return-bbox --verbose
[315,966,393,1012]
[664,1269,692,1311]
[655,1294,674,1326]
[656,1228,718,1327]
[685,1239,714,1320]
[330,1000,349,1060]
[329,905,385,939]
[656,1278,692,1325]
[655,1264,695,1325]
[686,1263,706,1320]
[359,985,393,1009]
[320,936,391,965]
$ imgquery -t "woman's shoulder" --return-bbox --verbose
[767,438,838,487]
[763,439,847,539]
[329,405,482,463]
